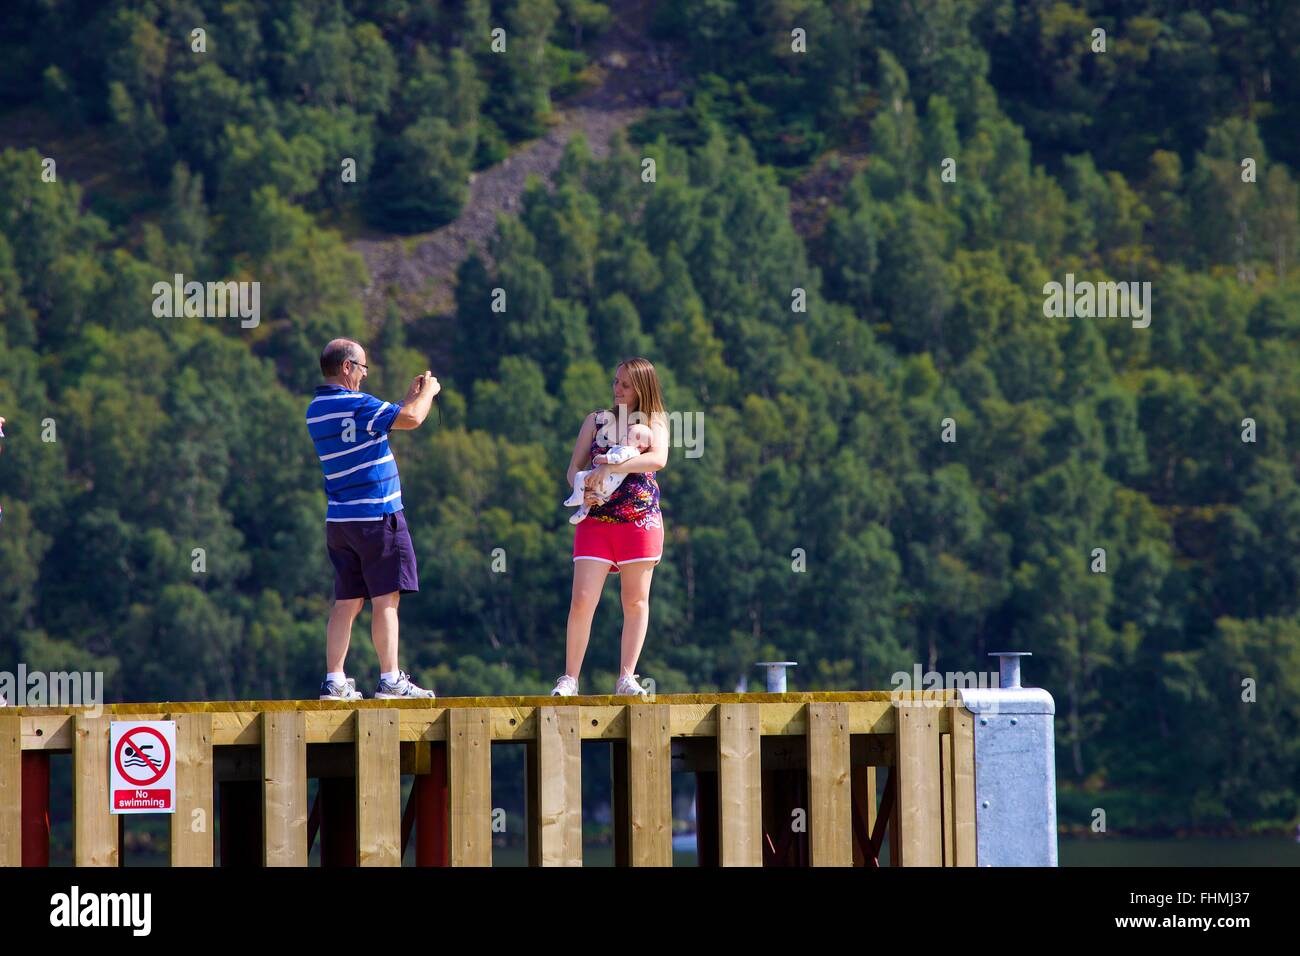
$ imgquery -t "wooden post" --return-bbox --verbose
[356,709,401,866]
[717,703,761,867]
[415,742,448,866]
[22,752,51,866]
[626,704,672,866]
[941,732,955,866]
[73,715,117,866]
[0,717,20,867]
[448,708,491,866]
[951,705,977,867]
[889,765,901,865]
[262,711,307,866]
[895,705,942,866]
[850,763,877,867]
[170,712,213,866]
[869,766,895,866]
[534,706,582,866]
[806,703,852,866]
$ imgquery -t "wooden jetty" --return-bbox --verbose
[0,692,975,867]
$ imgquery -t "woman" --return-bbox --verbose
[551,358,669,696]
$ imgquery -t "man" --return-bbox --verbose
[306,339,439,700]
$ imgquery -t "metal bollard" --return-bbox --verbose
[958,651,1058,866]
[754,661,797,693]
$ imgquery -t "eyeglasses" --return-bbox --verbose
[347,359,368,371]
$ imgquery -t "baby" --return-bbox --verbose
[564,422,653,524]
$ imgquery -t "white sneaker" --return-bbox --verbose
[615,674,649,697]
[375,670,436,699]
[551,675,579,696]
[319,677,363,701]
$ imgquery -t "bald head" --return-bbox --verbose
[320,339,364,377]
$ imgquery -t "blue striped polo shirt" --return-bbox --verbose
[306,384,404,521]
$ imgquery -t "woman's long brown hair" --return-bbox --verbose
[600,357,667,442]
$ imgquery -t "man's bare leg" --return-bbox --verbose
[371,591,400,675]
[326,597,365,673]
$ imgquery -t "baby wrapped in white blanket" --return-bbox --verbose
[564,422,653,524]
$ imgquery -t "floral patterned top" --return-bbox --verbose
[585,409,662,527]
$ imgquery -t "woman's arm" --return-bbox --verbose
[603,417,670,474]
[566,412,598,487]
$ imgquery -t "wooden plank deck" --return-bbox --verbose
[4,692,972,868]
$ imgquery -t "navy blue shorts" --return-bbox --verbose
[326,510,420,600]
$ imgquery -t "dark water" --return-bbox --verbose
[486,836,1299,866]
[101,826,1300,867]
[1059,837,1299,867]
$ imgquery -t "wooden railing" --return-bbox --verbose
[0,692,975,866]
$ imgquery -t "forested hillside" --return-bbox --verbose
[0,0,1297,832]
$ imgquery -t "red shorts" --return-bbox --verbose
[572,515,663,572]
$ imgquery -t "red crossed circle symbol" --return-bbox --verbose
[114,726,171,787]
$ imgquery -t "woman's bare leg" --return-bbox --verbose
[617,561,656,678]
[565,560,611,677]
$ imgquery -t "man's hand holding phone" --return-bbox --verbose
[394,370,441,429]
[405,371,439,402]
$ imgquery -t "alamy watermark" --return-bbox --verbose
[0,665,104,716]
[889,664,1001,709]
[50,886,151,936]
[151,273,260,328]
[1043,273,1151,328]
[595,404,703,458]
